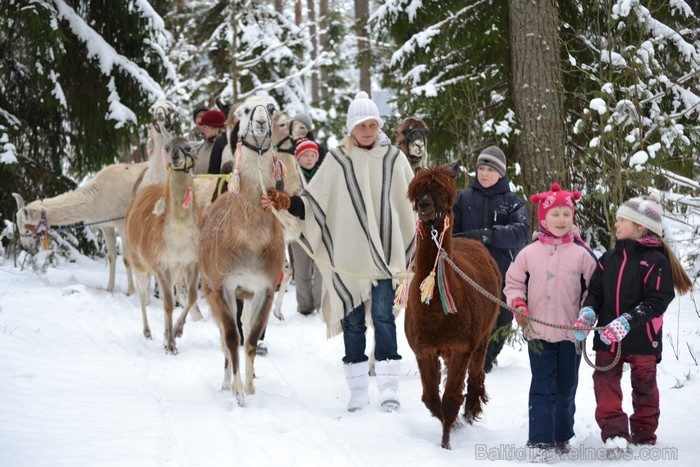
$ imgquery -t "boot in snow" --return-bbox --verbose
[375,359,400,411]
[343,361,370,412]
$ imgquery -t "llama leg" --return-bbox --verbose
[243,287,274,395]
[155,270,177,354]
[101,227,117,293]
[440,351,470,450]
[212,286,244,404]
[135,270,152,340]
[416,352,442,421]
[117,226,135,296]
[174,265,198,337]
[464,341,489,423]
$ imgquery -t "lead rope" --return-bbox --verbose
[440,252,621,371]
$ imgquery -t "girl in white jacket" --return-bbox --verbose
[504,183,597,461]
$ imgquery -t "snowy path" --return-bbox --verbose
[1,255,698,466]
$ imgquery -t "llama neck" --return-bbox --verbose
[148,127,168,183]
[237,146,277,191]
[413,222,453,274]
[167,170,194,220]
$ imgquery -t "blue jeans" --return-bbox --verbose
[341,279,401,364]
[528,340,581,446]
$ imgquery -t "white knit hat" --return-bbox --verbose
[346,91,384,133]
[616,193,664,236]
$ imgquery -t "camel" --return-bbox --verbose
[405,166,501,449]
[125,136,202,354]
[393,117,429,174]
[198,95,286,405]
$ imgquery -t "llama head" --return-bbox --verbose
[272,113,309,154]
[12,193,39,250]
[237,95,278,148]
[407,166,458,226]
[164,137,196,172]
[149,99,176,131]
[393,117,429,162]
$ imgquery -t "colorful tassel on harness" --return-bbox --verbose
[393,280,409,311]
[229,143,242,194]
[181,182,193,209]
[272,155,287,181]
[419,270,436,304]
[153,196,166,216]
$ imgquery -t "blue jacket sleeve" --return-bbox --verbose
[489,195,530,250]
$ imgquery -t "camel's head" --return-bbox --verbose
[407,166,458,228]
[272,114,309,154]
[12,193,40,250]
[237,95,279,147]
[393,117,429,168]
[165,137,196,173]
[149,99,176,132]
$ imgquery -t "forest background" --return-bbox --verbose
[0,0,698,279]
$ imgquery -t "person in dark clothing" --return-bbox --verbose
[573,194,692,453]
[452,146,530,373]
[293,113,327,168]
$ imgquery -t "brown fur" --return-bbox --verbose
[405,166,501,449]
[126,137,202,354]
[393,117,429,174]
[197,95,286,405]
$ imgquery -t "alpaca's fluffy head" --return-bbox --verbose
[407,166,458,225]
[149,99,176,131]
[272,114,309,153]
[237,95,278,142]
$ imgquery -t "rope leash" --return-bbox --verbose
[440,252,621,371]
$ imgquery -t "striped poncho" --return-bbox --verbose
[300,142,416,337]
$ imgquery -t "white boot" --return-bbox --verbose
[375,359,400,411]
[343,361,369,412]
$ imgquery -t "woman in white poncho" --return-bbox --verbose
[262,92,415,412]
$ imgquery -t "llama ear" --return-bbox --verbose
[12,192,25,209]
[446,162,460,178]
[159,123,173,142]
[266,103,277,117]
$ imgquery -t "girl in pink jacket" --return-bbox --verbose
[504,183,597,461]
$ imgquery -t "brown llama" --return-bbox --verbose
[405,166,501,449]
[393,117,429,174]
[126,136,202,354]
[198,95,286,405]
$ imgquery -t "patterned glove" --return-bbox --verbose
[573,306,596,341]
[266,189,291,211]
[599,316,630,345]
[511,298,529,326]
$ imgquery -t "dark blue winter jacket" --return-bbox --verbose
[453,176,530,279]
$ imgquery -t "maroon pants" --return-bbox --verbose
[593,351,659,445]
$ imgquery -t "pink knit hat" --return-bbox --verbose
[294,138,319,159]
[530,183,581,230]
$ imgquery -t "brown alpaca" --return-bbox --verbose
[126,137,202,354]
[393,117,429,174]
[198,95,286,405]
[405,166,501,449]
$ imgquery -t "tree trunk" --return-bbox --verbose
[355,0,371,95]
[307,0,320,105]
[274,0,284,13]
[509,0,567,200]
[319,0,329,100]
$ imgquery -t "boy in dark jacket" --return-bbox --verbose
[453,146,530,372]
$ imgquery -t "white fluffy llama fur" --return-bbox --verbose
[126,136,202,354]
[13,161,146,295]
[198,95,286,404]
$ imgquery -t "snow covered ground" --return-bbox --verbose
[1,251,698,466]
